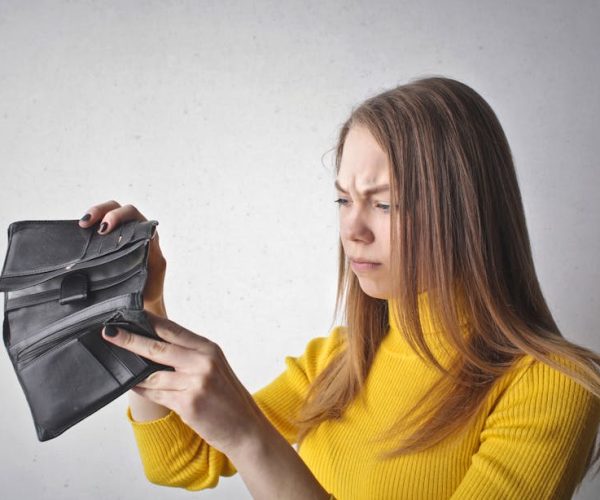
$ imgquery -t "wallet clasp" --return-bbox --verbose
[59,272,89,305]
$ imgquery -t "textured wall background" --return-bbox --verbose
[0,1,598,498]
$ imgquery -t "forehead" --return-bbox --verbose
[338,125,390,184]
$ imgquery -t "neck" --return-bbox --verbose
[382,288,470,357]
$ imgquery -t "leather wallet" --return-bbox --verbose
[0,218,174,441]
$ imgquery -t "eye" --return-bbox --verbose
[333,199,391,213]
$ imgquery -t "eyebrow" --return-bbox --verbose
[334,179,390,196]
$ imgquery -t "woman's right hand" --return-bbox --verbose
[78,200,168,318]
[78,200,171,421]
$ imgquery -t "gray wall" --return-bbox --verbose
[0,1,598,498]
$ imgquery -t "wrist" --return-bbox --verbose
[228,414,276,464]
[128,391,171,422]
[226,414,331,499]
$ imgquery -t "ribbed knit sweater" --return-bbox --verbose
[126,293,600,499]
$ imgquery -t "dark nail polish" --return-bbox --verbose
[80,213,91,222]
[104,325,118,337]
[98,222,108,234]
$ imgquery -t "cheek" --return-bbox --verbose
[376,220,391,241]
[379,224,392,260]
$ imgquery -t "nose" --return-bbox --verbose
[340,206,374,244]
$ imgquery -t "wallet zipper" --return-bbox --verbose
[6,266,145,311]
[18,324,100,367]
[15,310,122,365]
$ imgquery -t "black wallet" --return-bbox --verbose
[0,218,174,441]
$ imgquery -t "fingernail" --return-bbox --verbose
[104,325,119,337]
[98,222,108,234]
[80,213,91,222]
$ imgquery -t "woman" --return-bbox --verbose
[79,76,600,499]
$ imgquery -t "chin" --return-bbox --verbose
[358,284,388,300]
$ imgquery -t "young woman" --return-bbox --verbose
[79,76,600,499]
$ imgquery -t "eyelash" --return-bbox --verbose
[333,198,391,213]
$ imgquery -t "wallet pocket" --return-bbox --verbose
[14,311,118,367]
[18,335,121,434]
[10,293,139,364]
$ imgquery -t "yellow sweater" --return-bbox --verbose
[126,295,600,499]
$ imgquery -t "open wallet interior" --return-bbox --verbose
[0,218,174,441]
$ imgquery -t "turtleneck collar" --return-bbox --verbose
[382,289,470,357]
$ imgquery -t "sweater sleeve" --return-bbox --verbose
[450,353,600,500]
[126,326,346,491]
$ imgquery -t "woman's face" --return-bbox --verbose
[336,125,393,300]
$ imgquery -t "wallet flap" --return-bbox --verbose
[0,219,158,292]
[1,220,91,277]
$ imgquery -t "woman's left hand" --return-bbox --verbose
[102,311,270,457]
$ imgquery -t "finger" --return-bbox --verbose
[134,369,191,390]
[93,204,148,234]
[78,200,122,228]
[102,326,199,369]
[145,310,217,353]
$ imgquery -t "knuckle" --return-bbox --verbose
[120,332,134,348]
[122,203,141,217]
[204,355,219,374]
[169,322,188,341]
[159,318,187,344]
[149,339,168,356]
[208,342,222,357]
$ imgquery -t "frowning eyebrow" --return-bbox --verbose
[334,179,390,196]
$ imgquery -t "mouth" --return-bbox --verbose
[350,259,382,271]
[350,258,381,265]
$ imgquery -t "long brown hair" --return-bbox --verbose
[292,76,600,484]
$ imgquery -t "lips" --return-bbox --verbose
[350,258,381,265]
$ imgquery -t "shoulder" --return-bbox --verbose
[284,325,347,383]
[504,352,596,395]
[487,352,600,431]
[453,352,600,499]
